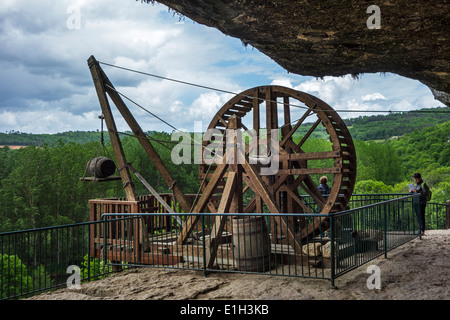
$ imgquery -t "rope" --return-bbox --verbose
[98,60,450,115]
[104,83,224,161]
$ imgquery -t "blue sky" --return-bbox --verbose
[0,0,445,134]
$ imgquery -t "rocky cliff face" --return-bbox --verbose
[153,0,449,106]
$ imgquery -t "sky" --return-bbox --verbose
[0,0,445,134]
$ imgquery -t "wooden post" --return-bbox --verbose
[96,65,192,214]
[88,55,136,201]
[228,115,244,214]
[446,200,450,229]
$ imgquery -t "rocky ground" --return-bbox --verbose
[28,230,449,300]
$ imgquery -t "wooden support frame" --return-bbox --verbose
[88,56,136,201]
[88,55,192,214]
[86,68,358,267]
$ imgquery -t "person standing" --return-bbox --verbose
[409,173,429,234]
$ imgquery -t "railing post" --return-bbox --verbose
[384,203,388,258]
[87,224,91,282]
[446,201,450,229]
[330,214,335,288]
[201,214,207,277]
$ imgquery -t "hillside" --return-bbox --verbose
[344,107,450,141]
[0,131,106,146]
[0,108,448,146]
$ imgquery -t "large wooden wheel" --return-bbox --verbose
[198,85,356,240]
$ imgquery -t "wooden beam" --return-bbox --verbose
[176,160,228,245]
[295,118,322,150]
[228,115,243,214]
[87,56,136,201]
[276,167,342,175]
[280,108,313,148]
[98,66,192,213]
[127,163,184,229]
[282,96,291,138]
[205,172,237,268]
[279,185,312,213]
[279,151,341,161]
[241,158,303,253]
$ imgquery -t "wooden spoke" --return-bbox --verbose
[295,118,322,150]
[279,185,312,213]
[280,108,313,147]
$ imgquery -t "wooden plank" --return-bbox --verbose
[276,167,341,175]
[127,163,184,229]
[104,251,182,265]
[207,201,217,213]
[244,197,257,213]
[279,151,341,161]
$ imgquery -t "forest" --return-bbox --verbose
[0,114,449,233]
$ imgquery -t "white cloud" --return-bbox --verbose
[0,0,278,133]
[362,93,387,101]
[270,78,293,88]
[0,0,446,135]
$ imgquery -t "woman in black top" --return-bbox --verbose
[409,172,429,234]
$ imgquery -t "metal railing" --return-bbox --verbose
[303,193,448,230]
[99,212,333,280]
[329,194,421,284]
[1,193,447,299]
[0,221,113,300]
[97,194,423,287]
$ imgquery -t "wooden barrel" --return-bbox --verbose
[232,216,272,272]
[86,157,116,178]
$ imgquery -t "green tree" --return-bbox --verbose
[354,180,393,194]
[355,140,404,186]
[1,254,34,299]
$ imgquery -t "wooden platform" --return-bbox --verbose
[92,234,332,270]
